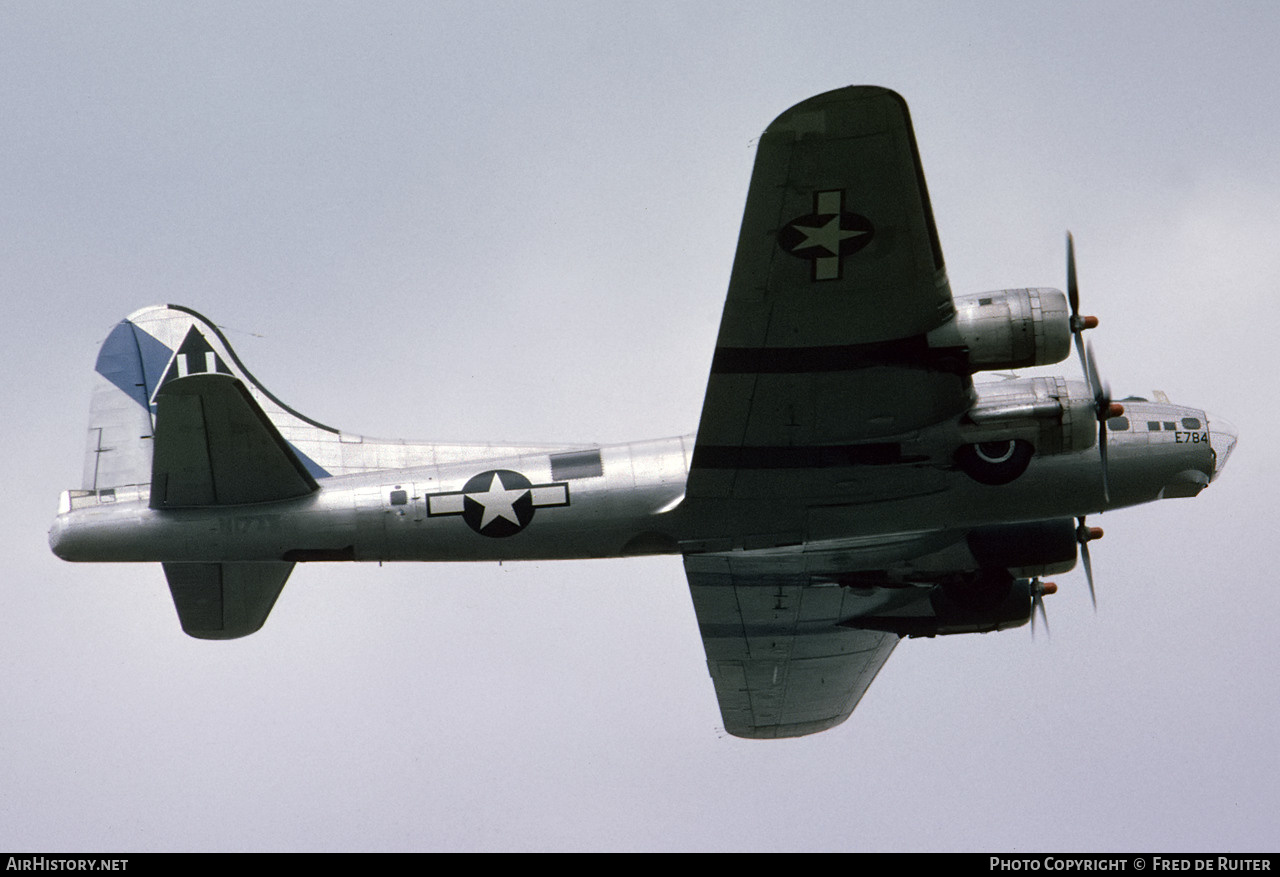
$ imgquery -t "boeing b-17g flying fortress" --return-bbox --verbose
[49,86,1236,739]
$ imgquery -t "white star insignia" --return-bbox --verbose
[469,473,529,529]
[790,215,868,256]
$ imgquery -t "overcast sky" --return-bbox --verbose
[3,1,1276,852]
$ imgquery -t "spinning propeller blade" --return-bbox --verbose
[1075,517,1103,610]
[1030,578,1058,639]
[1066,233,1121,503]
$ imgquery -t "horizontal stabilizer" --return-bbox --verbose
[163,562,294,639]
[150,373,319,508]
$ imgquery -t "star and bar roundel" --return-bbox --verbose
[426,469,569,538]
[777,189,874,281]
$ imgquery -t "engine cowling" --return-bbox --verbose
[928,288,1071,372]
[959,376,1098,457]
[843,521,1081,637]
[966,519,1079,577]
[851,572,1035,637]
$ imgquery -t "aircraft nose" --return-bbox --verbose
[1207,412,1238,482]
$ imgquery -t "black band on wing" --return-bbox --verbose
[710,337,970,376]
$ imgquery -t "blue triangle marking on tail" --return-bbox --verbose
[94,320,175,411]
[289,444,331,479]
[95,311,332,480]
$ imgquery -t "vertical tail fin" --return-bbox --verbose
[81,304,574,489]
[83,305,337,491]
[83,313,172,489]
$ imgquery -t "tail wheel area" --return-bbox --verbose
[955,439,1033,485]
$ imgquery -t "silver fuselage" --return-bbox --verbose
[49,396,1234,572]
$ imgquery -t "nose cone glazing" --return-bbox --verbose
[1207,413,1238,482]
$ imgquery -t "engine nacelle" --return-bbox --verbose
[960,376,1098,455]
[928,288,1071,372]
[850,572,1036,638]
[844,522,1081,637]
[949,378,1096,483]
[967,519,1079,578]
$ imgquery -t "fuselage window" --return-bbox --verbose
[551,449,604,480]
[1107,416,1130,431]
[389,489,408,506]
[1147,421,1161,431]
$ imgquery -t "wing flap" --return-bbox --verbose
[150,373,319,508]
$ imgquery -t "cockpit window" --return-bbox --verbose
[1181,417,1201,430]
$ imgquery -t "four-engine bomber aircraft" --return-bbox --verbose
[49,86,1237,738]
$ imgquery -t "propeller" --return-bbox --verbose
[1075,517,1103,609]
[1028,519,1104,638]
[1030,577,1058,638]
[1066,232,1098,362]
[1085,340,1124,502]
[1066,233,1122,503]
